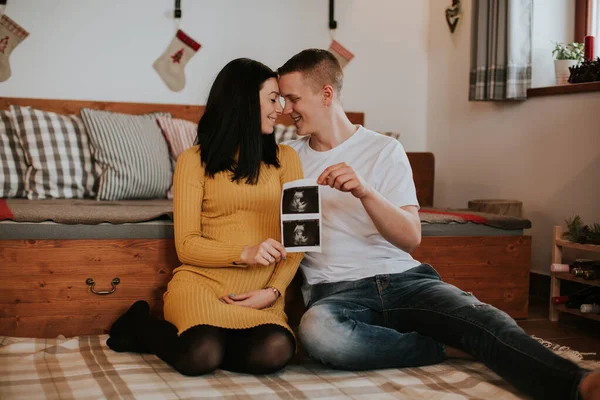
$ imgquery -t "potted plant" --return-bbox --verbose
[552,42,584,85]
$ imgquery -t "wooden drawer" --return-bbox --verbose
[0,239,180,337]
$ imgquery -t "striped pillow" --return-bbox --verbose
[156,116,197,199]
[10,106,96,199]
[81,109,172,201]
[274,124,298,143]
[0,110,27,198]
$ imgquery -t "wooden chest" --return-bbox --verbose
[0,235,531,338]
[0,239,179,337]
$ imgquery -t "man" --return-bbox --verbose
[277,49,599,400]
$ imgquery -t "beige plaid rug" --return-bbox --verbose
[0,334,597,400]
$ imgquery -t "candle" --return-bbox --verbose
[584,36,595,61]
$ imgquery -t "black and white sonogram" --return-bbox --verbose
[282,186,319,214]
[283,220,320,248]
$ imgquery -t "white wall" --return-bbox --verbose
[4,0,598,275]
[0,0,429,151]
[427,0,600,275]
[531,0,574,87]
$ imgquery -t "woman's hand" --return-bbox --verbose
[239,239,287,266]
[221,289,279,309]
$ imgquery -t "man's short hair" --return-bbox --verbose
[278,49,344,95]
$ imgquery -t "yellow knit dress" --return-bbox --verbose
[163,144,304,338]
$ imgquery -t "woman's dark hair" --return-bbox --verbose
[196,58,280,185]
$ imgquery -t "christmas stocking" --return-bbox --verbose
[153,29,201,92]
[0,14,29,82]
[328,40,354,69]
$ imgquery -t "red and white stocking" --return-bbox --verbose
[153,29,201,92]
[328,40,354,69]
[0,14,29,82]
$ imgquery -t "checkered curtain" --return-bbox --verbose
[469,0,533,101]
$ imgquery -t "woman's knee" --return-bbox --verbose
[174,344,223,376]
[173,326,225,376]
[249,329,295,373]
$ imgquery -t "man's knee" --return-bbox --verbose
[299,305,338,344]
[299,305,361,368]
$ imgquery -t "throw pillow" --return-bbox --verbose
[274,124,298,144]
[156,115,197,199]
[80,108,172,200]
[10,106,97,199]
[0,109,27,198]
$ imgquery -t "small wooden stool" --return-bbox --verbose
[467,199,523,218]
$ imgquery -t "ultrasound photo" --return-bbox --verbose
[283,220,320,248]
[282,187,319,214]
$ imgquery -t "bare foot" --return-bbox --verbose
[445,345,473,360]
[580,370,600,400]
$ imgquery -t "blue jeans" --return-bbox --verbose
[298,264,588,400]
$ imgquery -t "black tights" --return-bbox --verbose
[107,302,295,376]
[151,323,295,376]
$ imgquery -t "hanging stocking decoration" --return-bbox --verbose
[153,0,201,92]
[327,0,354,68]
[328,40,354,68]
[0,13,29,82]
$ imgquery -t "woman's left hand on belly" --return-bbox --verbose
[221,289,278,309]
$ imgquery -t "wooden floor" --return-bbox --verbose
[518,295,600,362]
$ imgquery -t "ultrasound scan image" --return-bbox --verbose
[282,187,319,214]
[283,219,320,247]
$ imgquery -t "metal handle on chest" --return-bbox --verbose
[86,278,120,295]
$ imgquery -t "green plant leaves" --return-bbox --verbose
[552,42,585,62]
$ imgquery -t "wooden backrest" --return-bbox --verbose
[0,97,365,126]
[406,152,434,207]
[0,97,433,206]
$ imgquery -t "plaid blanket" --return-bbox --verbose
[3,335,586,400]
[2,335,598,400]
[419,208,532,230]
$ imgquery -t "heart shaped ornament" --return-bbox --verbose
[445,0,461,33]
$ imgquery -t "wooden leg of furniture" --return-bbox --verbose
[549,226,563,322]
[549,275,560,321]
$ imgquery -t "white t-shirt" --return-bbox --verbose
[285,126,421,303]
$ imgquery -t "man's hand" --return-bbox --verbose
[220,289,279,309]
[239,239,287,266]
[317,162,371,199]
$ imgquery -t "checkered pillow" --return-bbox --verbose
[9,106,96,199]
[274,124,298,143]
[156,116,197,199]
[81,109,172,201]
[0,110,27,198]
[381,131,401,141]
